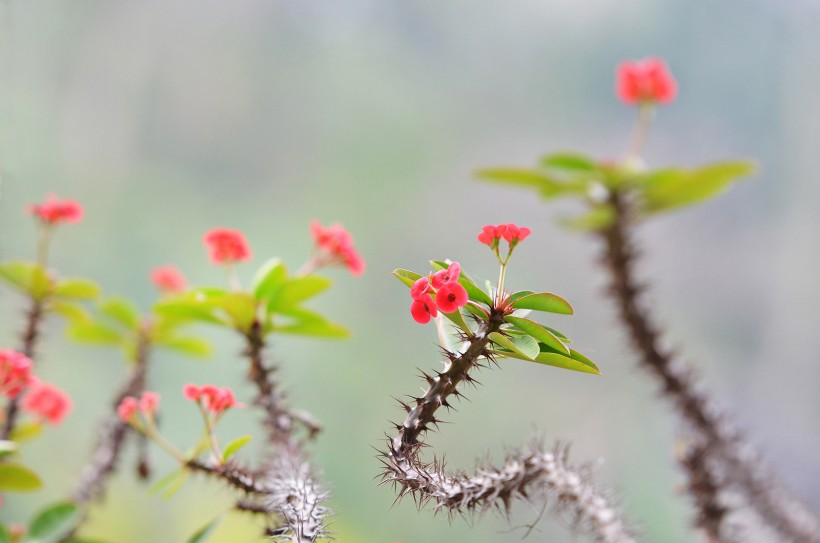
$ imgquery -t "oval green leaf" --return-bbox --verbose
[488,332,539,361]
[100,298,140,329]
[268,276,332,313]
[504,316,570,355]
[221,435,252,463]
[29,501,79,541]
[0,463,42,491]
[511,292,574,315]
[53,278,100,300]
[251,258,287,302]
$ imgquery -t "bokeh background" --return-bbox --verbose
[1,1,819,542]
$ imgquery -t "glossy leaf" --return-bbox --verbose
[488,332,539,361]
[149,468,190,499]
[100,298,140,329]
[221,435,252,463]
[392,269,422,288]
[512,292,573,315]
[639,161,755,215]
[0,463,42,491]
[534,345,601,375]
[50,302,91,324]
[153,297,224,326]
[268,276,332,313]
[53,278,100,300]
[157,335,212,357]
[68,322,124,346]
[186,515,224,543]
[215,293,257,331]
[251,258,287,302]
[29,501,79,541]
[504,316,569,355]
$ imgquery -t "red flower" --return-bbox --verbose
[501,223,532,244]
[615,58,677,105]
[22,381,72,425]
[28,193,84,225]
[203,228,252,265]
[118,396,139,422]
[139,391,160,416]
[184,384,240,416]
[410,277,432,301]
[0,349,34,398]
[478,224,532,249]
[477,225,498,247]
[410,297,438,324]
[310,220,366,276]
[431,262,461,290]
[435,282,469,313]
[151,266,187,293]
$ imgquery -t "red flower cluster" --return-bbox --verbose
[28,193,84,225]
[615,58,677,105]
[150,266,187,293]
[477,223,531,249]
[183,384,240,416]
[22,381,72,425]
[310,220,365,276]
[203,228,252,265]
[0,349,34,398]
[118,391,160,423]
[409,262,469,324]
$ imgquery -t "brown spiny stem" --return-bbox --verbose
[679,436,728,543]
[1,296,45,439]
[382,312,636,543]
[599,189,820,542]
[242,319,331,542]
[61,331,152,542]
[187,459,267,494]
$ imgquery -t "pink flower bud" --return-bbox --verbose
[203,228,252,265]
[28,193,84,225]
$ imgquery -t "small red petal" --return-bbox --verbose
[410,299,433,324]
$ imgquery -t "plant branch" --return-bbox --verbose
[599,189,820,542]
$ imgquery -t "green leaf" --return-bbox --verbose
[276,308,349,339]
[504,316,570,355]
[149,468,190,499]
[0,261,51,298]
[28,501,79,541]
[186,515,224,543]
[441,308,472,335]
[639,161,756,215]
[9,421,43,442]
[488,332,540,361]
[67,322,124,346]
[462,302,489,321]
[392,269,422,288]
[268,276,332,313]
[221,435,252,463]
[215,293,257,331]
[0,525,11,543]
[508,290,534,304]
[561,206,616,231]
[512,292,573,315]
[53,278,100,300]
[157,335,212,357]
[533,345,601,375]
[251,258,287,302]
[62,540,109,543]
[50,302,91,325]
[541,152,599,173]
[0,463,42,491]
[100,297,140,329]
[153,296,225,326]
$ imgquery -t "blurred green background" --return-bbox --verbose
[1,1,819,542]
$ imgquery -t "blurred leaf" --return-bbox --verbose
[68,322,124,346]
[0,441,17,458]
[63,540,109,543]
[251,258,287,302]
[153,296,225,326]
[511,292,573,315]
[276,308,348,339]
[268,276,332,313]
[0,261,51,298]
[28,501,79,542]
[157,335,212,358]
[100,298,140,330]
[53,278,100,300]
[541,152,599,173]
[216,293,257,331]
[186,515,224,543]
[561,206,616,231]
[0,463,42,491]
[9,421,43,442]
[534,345,601,375]
[639,161,755,215]
[149,468,190,499]
[0,525,10,543]
[221,436,252,463]
[488,332,539,361]
[50,302,91,325]
[392,269,422,288]
[504,316,569,355]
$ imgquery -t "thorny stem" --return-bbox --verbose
[599,189,820,542]
[1,295,46,440]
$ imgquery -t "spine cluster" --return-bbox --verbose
[601,190,820,542]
